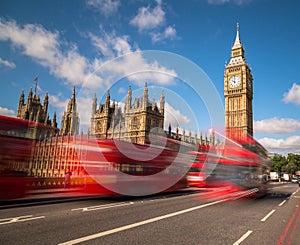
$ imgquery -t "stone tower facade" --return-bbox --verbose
[17,88,52,125]
[16,87,58,139]
[60,87,80,136]
[224,23,253,140]
[90,83,165,144]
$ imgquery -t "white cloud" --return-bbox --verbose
[0,19,95,88]
[151,26,178,43]
[164,102,190,129]
[89,32,114,58]
[118,87,126,94]
[0,57,15,68]
[77,96,93,128]
[0,20,59,63]
[98,52,177,86]
[49,94,69,118]
[283,83,300,105]
[130,2,165,32]
[89,29,132,58]
[88,28,177,86]
[130,2,178,43]
[164,26,177,39]
[113,36,132,56]
[0,106,15,117]
[86,0,120,17]
[258,136,300,155]
[207,0,252,5]
[254,117,300,134]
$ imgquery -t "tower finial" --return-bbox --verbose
[232,22,242,49]
[34,76,38,95]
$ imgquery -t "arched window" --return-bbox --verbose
[97,121,102,131]
[132,117,139,129]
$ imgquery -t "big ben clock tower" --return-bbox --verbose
[224,23,253,140]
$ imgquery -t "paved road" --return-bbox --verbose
[0,183,299,244]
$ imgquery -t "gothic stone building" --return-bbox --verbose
[60,87,80,136]
[17,88,51,124]
[17,88,58,139]
[15,87,81,180]
[90,83,165,145]
[29,87,81,178]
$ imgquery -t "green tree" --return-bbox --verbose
[282,162,297,175]
[271,154,287,173]
[287,154,300,172]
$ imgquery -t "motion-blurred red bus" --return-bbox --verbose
[0,115,57,199]
[72,136,192,196]
[186,151,206,187]
[204,136,271,197]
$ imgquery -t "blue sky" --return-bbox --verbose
[0,0,300,155]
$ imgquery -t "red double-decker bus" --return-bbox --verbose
[0,115,57,199]
[203,136,271,197]
[72,136,192,196]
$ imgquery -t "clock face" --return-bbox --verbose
[229,75,241,88]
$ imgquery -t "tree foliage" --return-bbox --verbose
[271,154,300,174]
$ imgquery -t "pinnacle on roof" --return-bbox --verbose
[232,22,242,49]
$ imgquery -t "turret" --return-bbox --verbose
[125,86,132,112]
[43,92,48,115]
[44,113,49,125]
[182,129,185,142]
[142,82,148,108]
[36,107,41,123]
[52,112,57,128]
[60,86,80,136]
[200,132,203,145]
[194,132,198,145]
[71,108,76,135]
[99,102,103,112]
[27,88,33,107]
[160,89,165,114]
[168,123,171,137]
[152,97,156,110]
[210,128,215,145]
[92,93,97,115]
[17,90,25,118]
[176,126,179,139]
[105,90,110,110]
[68,87,76,111]
[19,90,25,106]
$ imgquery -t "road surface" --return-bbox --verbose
[0,183,299,244]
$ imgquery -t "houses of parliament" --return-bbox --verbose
[9,24,253,180]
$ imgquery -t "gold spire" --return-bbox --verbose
[232,22,242,49]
